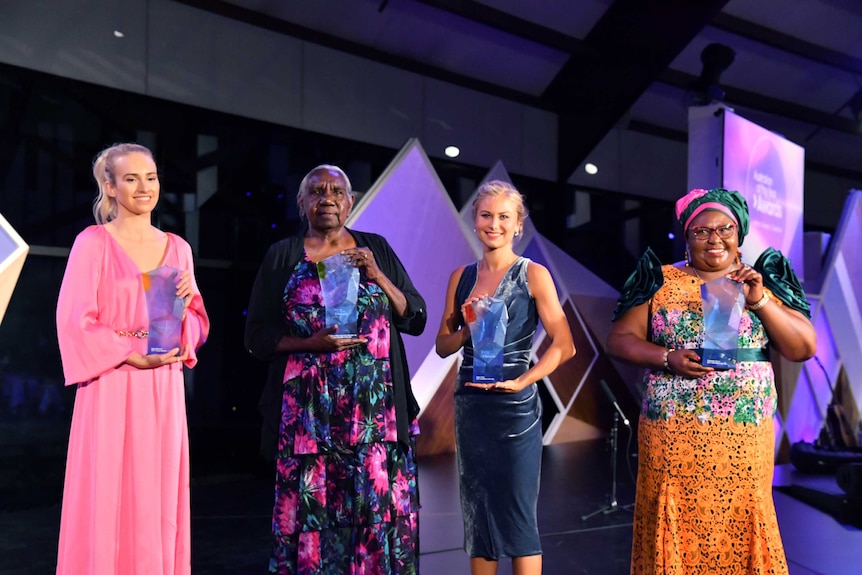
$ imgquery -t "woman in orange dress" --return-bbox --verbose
[606,188,816,574]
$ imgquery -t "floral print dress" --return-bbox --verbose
[631,265,788,575]
[269,255,420,575]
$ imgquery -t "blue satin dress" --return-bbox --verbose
[454,257,543,560]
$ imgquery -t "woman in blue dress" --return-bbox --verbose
[435,180,575,575]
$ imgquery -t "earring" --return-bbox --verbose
[735,250,742,264]
[685,250,691,266]
[514,231,519,237]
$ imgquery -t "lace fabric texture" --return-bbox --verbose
[631,265,788,575]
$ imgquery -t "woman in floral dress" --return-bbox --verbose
[607,188,816,574]
[245,165,426,574]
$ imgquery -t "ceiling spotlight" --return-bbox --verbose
[444,146,460,158]
[584,162,598,175]
[113,30,125,38]
[690,43,735,106]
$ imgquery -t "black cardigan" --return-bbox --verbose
[244,229,427,461]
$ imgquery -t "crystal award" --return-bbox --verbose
[317,253,360,338]
[700,276,745,369]
[466,296,509,383]
[142,266,184,355]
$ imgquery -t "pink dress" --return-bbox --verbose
[55,225,209,575]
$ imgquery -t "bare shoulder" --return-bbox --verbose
[525,261,557,300]
[526,260,552,282]
[449,264,468,282]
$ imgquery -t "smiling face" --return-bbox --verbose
[474,194,522,250]
[685,209,739,272]
[105,152,160,219]
[299,168,354,233]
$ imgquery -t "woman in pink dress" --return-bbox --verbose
[55,143,209,575]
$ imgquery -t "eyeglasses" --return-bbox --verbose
[688,224,736,241]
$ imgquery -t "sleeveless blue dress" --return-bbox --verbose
[454,257,543,560]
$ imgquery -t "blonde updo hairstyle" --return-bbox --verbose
[471,180,529,241]
[296,164,353,220]
[92,143,155,224]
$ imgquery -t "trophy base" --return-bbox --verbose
[701,348,737,370]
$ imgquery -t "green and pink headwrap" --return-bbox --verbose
[675,187,750,245]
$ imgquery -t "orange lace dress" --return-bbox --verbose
[631,265,788,575]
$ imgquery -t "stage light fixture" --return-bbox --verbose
[444,146,460,158]
[584,163,598,175]
[690,43,735,106]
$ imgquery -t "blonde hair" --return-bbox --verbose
[296,164,353,220]
[91,143,155,224]
[472,180,529,227]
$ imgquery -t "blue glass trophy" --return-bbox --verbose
[700,277,745,369]
[466,296,509,383]
[142,266,184,354]
[317,253,359,338]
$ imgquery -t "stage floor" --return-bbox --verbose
[1,440,859,574]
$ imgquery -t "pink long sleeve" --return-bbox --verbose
[56,227,136,385]
[55,227,210,385]
[172,236,209,368]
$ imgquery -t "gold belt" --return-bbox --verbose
[116,329,148,338]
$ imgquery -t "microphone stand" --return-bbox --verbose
[582,382,634,520]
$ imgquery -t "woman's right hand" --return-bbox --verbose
[665,348,714,378]
[307,326,367,353]
[460,294,486,324]
[125,345,188,369]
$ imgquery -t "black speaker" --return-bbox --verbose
[776,482,862,529]
[789,441,862,474]
[837,463,862,497]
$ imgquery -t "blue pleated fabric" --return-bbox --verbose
[454,258,543,560]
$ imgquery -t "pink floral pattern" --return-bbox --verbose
[644,266,776,425]
[270,255,419,575]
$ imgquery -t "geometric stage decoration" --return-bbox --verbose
[347,139,862,460]
[777,190,862,460]
[346,140,858,463]
[348,141,640,455]
[346,138,861,464]
[0,212,29,325]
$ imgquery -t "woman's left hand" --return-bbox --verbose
[729,264,764,305]
[465,379,526,393]
[175,270,193,319]
[345,248,380,281]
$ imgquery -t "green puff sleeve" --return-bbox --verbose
[612,247,664,321]
[752,247,811,318]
